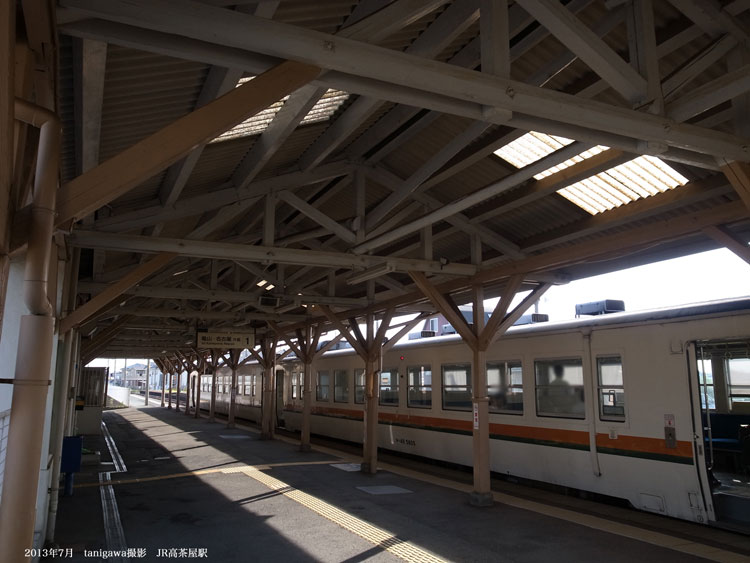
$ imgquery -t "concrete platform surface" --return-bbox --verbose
[46,406,750,562]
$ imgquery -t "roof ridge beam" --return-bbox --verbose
[67,230,478,277]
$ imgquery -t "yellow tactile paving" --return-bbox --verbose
[234,467,447,563]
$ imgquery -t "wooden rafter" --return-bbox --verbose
[60,253,176,334]
[53,60,321,227]
[703,225,750,265]
[409,272,478,350]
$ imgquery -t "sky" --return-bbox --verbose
[87,247,749,367]
[524,247,749,321]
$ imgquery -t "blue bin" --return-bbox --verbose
[61,436,83,473]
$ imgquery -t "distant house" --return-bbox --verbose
[112,362,161,389]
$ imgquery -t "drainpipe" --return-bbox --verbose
[46,248,80,544]
[0,100,60,562]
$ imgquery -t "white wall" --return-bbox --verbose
[0,259,29,412]
[107,384,131,407]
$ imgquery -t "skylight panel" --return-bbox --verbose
[210,78,349,143]
[494,132,688,215]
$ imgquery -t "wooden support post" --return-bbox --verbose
[209,349,219,422]
[194,354,202,418]
[227,349,240,428]
[160,368,165,407]
[175,370,181,412]
[362,311,379,474]
[185,366,193,416]
[470,283,492,506]
[260,339,277,439]
[301,359,312,451]
[410,270,554,505]
[167,370,173,409]
[145,359,150,406]
[301,324,316,451]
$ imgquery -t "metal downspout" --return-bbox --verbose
[0,99,60,562]
[46,248,80,544]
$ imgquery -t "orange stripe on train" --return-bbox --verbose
[304,406,693,459]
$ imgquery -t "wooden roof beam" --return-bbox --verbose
[409,271,478,350]
[703,225,750,265]
[297,0,481,172]
[54,59,321,227]
[60,253,176,334]
[517,0,647,104]
[721,160,750,212]
[68,230,478,277]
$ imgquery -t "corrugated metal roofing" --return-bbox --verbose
[494,132,689,214]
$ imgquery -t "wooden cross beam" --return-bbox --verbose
[703,224,750,265]
[60,253,176,334]
[54,60,320,227]
[409,271,478,349]
[318,305,368,359]
[476,274,523,351]
[721,160,750,211]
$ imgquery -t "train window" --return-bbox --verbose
[317,371,330,401]
[334,370,349,403]
[407,365,432,408]
[354,369,365,404]
[697,357,715,410]
[442,363,472,411]
[597,356,625,422]
[297,373,304,401]
[243,375,250,395]
[726,357,750,405]
[379,369,399,406]
[251,375,257,397]
[487,361,523,414]
[292,373,298,399]
[534,359,585,419]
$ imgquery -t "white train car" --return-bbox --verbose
[202,298,750,531]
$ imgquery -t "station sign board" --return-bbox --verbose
[196,331,254,350]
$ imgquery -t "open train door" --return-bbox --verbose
[686,342,718,525]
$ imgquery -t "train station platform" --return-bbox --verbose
[50,405,750,563]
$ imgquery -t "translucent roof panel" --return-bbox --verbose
[210,78,349,143]
[494,132,688,215]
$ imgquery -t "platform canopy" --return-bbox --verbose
[12,0,749,359]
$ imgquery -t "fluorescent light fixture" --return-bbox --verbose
[172,269,189,276]
[494,132,688,215]
[256,279,267,287]
[347,263,395,285]
[265,284,275,290]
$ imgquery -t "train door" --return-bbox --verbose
[689,341,750,530]
[687,342,718,525]
[275,369,285,428]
